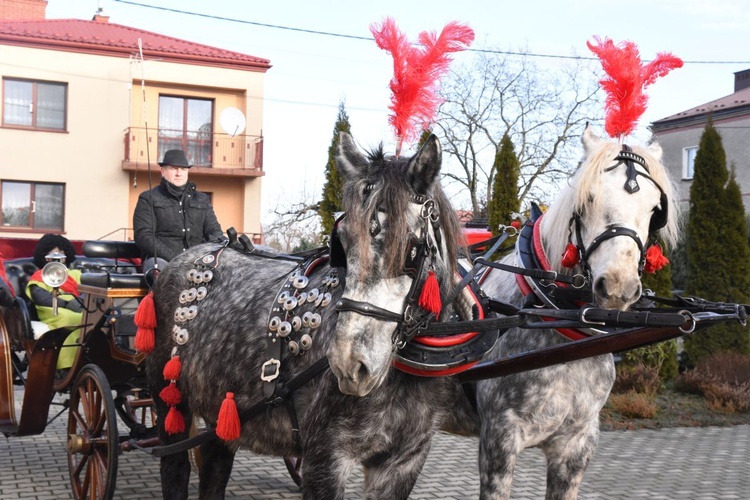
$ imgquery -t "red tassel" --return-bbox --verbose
[159,382,182,407]
[164,406,185,435]
[561,243,580,268]
[216,392,241,441]
[418,270,442,315]
[510,220,521,230]
[644,243,669,273]
[134,327,155,353]
[163,355,182,381]
[135,292,157,329]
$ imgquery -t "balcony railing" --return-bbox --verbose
[124,127,263,171]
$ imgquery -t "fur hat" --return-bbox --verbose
[159,150,192,168]
[33,234,77,269]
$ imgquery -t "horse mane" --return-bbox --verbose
[543,137,680,271]
[341,145,463,281]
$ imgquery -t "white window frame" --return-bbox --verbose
[682,146,698,180]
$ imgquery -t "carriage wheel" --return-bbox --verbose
[67,364,118,500]
[283,456,303,487]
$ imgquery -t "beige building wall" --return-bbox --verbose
[1,43,265,241]
[1,43,132,241]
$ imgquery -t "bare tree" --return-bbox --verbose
[435,48,602,214]
[263,186,324,253]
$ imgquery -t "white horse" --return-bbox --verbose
[442,125,680,499]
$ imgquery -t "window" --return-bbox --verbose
[683,146,698,180]
[2,78,67,130]
[158,96,213,166]
[1,181,65,230]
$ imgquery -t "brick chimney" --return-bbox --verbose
[92,2,109,23]
[735,69,750,93]
[0,0,47,20]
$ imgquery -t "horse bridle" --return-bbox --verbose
[332,189,444,348]
[568,146,669,278]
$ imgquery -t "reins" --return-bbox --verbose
[145,145,745,459]
[144,220,749,459]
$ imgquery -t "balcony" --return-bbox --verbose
[122,127,264,178]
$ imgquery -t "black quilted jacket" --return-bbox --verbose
[133,178,224,262]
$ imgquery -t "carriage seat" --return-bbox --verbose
[79,241,146,290]
[3,255,136,298]
[79,272,146,289]
[4,257,38,299]
[0,295,46,348]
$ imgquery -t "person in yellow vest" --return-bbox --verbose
[26,234,83,371]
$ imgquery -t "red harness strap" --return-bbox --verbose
[391,271,489,377]
[516,215,588,341]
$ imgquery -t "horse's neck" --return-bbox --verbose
[483,254,523,304]
[537,211,568,273]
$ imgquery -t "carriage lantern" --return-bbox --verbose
[41,250,69,316]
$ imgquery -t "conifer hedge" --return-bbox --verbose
[683,119,750,365]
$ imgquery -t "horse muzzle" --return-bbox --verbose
[327,308,397,397]
[592,272,642,310]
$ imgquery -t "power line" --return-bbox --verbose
[113,0,750,65]
[112,0,372,40]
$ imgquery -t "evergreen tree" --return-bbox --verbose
[318,102,352,237]
[722,167,750,306]
[684,120,750,364]
[487,134,520,235]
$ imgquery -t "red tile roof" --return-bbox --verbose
[0,19,270,71]
[653,86,750,124]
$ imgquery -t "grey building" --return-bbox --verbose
[651,69,750,214]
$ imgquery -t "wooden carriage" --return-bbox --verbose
[0,240,155,500]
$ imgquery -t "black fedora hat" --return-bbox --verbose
[159,149,193,168]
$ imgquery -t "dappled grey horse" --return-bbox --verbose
[146,132,468,499]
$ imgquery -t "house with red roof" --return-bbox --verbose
[0,0,270,249]
[651,70,750,214]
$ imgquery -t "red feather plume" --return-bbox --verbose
[371,18,474,155]
[587,36,683,139]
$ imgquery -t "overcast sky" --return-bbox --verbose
[46,0,750,223]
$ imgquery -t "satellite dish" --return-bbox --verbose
[220,107,246,137]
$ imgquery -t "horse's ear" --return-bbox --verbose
[647,139,664,163]
[336,132,369,181]
[581,124,601,155]
[407,134,442,196]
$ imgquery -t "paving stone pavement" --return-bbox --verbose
[1,389,748,499]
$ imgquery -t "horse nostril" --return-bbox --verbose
[624,281,642,304]
[355,361,369,384]
[593,276,609,299]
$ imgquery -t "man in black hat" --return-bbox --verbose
[133,149,225,283]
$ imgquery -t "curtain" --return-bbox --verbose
[3,80,32,126]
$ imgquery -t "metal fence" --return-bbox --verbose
[124,127,263,171]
